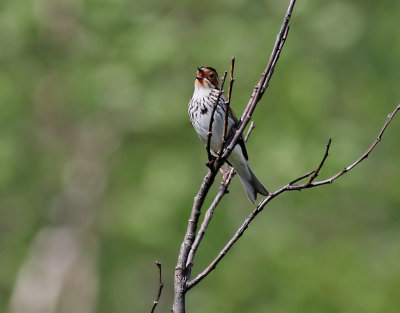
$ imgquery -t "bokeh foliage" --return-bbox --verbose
[1,0,400,312]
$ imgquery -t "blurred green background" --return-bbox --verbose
[1,0,400,312]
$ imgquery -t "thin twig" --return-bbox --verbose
[150,261,163,313]
[227,57,235,104]
[187,103,400,290]
[289,170,315,186]
[306,138,332,185]
[206,72,228,164]
[219,57,236,157]
[245,121,256,142]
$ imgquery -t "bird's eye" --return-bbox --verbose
[209,74,215,79]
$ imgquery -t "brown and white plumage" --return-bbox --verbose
[188,66,268,203]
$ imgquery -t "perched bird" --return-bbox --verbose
[188,66,269,203]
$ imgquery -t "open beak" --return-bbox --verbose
[196,67,205,80]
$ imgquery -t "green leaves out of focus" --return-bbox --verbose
[1,0,400,312]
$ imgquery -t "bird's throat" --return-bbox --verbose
[193,84,213,100]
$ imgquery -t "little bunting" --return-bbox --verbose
[188,66,269,203]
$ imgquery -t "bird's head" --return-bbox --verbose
[195,66,219,89]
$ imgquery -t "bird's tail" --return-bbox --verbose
[237,164,269,204]
[228,145,268,203]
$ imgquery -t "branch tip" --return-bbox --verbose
[150,260,164,313]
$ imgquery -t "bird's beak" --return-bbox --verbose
[196,67,205,80]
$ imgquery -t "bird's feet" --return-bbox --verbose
[205,155,217,169]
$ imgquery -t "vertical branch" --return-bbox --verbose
[173,171,217,313]
[150,261,163,313]
[206,72,228,164]
[219,57,236,157]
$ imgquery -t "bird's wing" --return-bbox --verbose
[220,97,249,160]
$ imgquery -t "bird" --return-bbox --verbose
[188,66,269,203]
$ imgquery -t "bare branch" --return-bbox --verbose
[150,261,164,313]
[187,103,400,290]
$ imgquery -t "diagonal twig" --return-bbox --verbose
[306,138,332,185]
[244,121,256,142]
[289,170,315,186]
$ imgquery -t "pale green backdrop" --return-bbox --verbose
[1,0,400,312]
